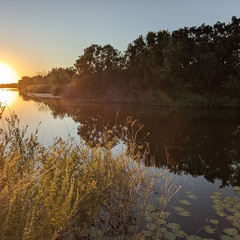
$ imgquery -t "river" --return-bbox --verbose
[1,88,240,238]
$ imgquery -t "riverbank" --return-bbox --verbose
[26,92,61,99]
[21,86,240,108]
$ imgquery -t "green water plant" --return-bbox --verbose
[209,188,240,239]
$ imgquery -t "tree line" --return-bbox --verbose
[19,16,240,105]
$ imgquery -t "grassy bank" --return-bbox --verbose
[21,84,240,108]
[0,106,180,239]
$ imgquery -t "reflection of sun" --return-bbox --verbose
[0,62,19,84]
[0,89,18,106]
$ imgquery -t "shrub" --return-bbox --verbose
[24,84,51,93]
[50,85,62,96]
[0,105,180,239]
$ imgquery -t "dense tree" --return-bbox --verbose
[48,67,72,85]
[19,17,240,104]
[75,44,122,76]
[32,71,49,85]
[18,76,34,89]
[73,44,123,97]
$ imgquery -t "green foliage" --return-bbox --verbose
[0,106,181,239]
[75,44,122,76]
[50,84,62,96]
[48,67,72,86]
[18,17,240,106]
[210,191,240,234]
[18,76,33,90]
[1,105,240,239]
[32,72,49,85]
[70,16,240,105]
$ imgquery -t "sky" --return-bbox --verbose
[1,0,240,78]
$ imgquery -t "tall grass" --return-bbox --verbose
[1,103,239,239]
[0,104,180,240]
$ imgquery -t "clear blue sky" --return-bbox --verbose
[1,0,240,77]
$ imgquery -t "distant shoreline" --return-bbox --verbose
[0,83,18,88]
[21,90,240,108]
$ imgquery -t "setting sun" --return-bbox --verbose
[0,63,19,84]
[0,89,18,106]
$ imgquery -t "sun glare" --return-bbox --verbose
[0,89,17,106]
[0,63,19,84]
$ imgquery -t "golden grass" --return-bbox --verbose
[0,104,180,239]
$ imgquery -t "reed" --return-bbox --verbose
[0,104,180,239]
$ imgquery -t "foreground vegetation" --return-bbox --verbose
[0,105,181,239]
[1,104,240,239]
[18,17,240,107]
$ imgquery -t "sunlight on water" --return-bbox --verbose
[0,89,18,106]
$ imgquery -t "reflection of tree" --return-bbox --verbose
[154,120,240,188]
[77,115,129,148]
[24,95,240,187]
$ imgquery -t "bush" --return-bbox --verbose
[50,85,62,96]
[24,84,51,93]
[0,105,179,240]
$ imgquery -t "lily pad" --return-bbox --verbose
[173,229,187,238]
[157,227,167,234]
[220,235,234,240]
[215,211,226,217]
[159,218,167,225]
[144,214,153,222]
[209,219,219,225]
[212,204,224,212]
[187,194,197,200]
[174,206,186,212]
[224,197,235,204]
[167,223,181,230]
[232,221,240,229]
[235,203,240,210]
[210,195,222,200]
[161,211,170,218]
[147,223,157,231]
[212,191,223,196]
[163,231,177,240]
[179,199,192,205]
[223,228,238,236]
[212,199,222,204]
[144,230,153,237]
[233,186,240,193]
[177,210,191,217]
[204,225,216,234]
[233,211,240,218]
[186,236,202,240]
[226,206,238,213]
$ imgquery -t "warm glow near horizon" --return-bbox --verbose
[0,62,19,84]
[0,89,18,106]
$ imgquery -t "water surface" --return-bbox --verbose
[1,89,240,237]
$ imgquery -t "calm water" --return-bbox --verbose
[1,89,240,237]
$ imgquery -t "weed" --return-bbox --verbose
[0,104,179,239]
